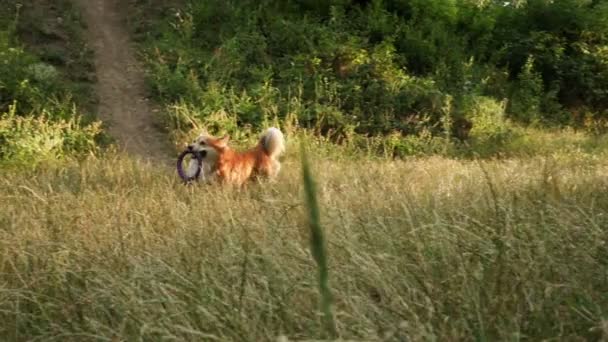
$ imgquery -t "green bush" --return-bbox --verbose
[465,95,512,145]
[136,0,608,156]
[143,1,453,138]
[0,2,103,165]
[0,30,81,121]
[0,103,102,165]
[509,56,544,124]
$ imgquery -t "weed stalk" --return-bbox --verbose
[301,144,337,338]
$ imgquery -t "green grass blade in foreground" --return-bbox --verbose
[301,144,338,338]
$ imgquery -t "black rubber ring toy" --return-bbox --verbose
[176,150,205,183]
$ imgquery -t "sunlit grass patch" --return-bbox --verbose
[1,150,607,340]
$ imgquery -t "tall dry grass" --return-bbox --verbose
[1,149,607,341]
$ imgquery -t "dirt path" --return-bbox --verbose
[74,0,172,163]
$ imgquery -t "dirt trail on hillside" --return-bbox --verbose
[74,0,172,163]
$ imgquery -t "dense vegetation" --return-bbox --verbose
[0,0,102,165]
[133,0,608,155]
[1,1,607,341]
[2,0,608,159]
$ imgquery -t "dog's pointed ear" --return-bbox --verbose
[217,135,230,147]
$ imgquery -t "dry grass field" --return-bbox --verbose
[1,148,607,341]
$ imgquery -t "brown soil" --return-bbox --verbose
[74,0,172,163]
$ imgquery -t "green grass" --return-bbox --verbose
[1,149,607,341]
[0,0,103,165]
[7,0,96,112]
[0,0,96,115]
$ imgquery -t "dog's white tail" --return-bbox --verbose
[261,127,285,159]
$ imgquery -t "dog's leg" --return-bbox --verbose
[269,159,281,179]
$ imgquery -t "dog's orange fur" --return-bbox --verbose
[207,136,277,186]
[189,128,285,186]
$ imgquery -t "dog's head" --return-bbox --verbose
[188,132,230,155]
[186,132,230,177]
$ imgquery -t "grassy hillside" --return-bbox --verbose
[130,0,608,156]
[0,0,102,165]
[1,151,607,340]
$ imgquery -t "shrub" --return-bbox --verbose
[136,0,608,156]
[0,29,80,120]
[508,56,543,124]
[464,95,512,146]
[0,1,105,165]
[0,103,102,166]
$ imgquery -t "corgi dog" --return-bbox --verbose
[187,127,285,186]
